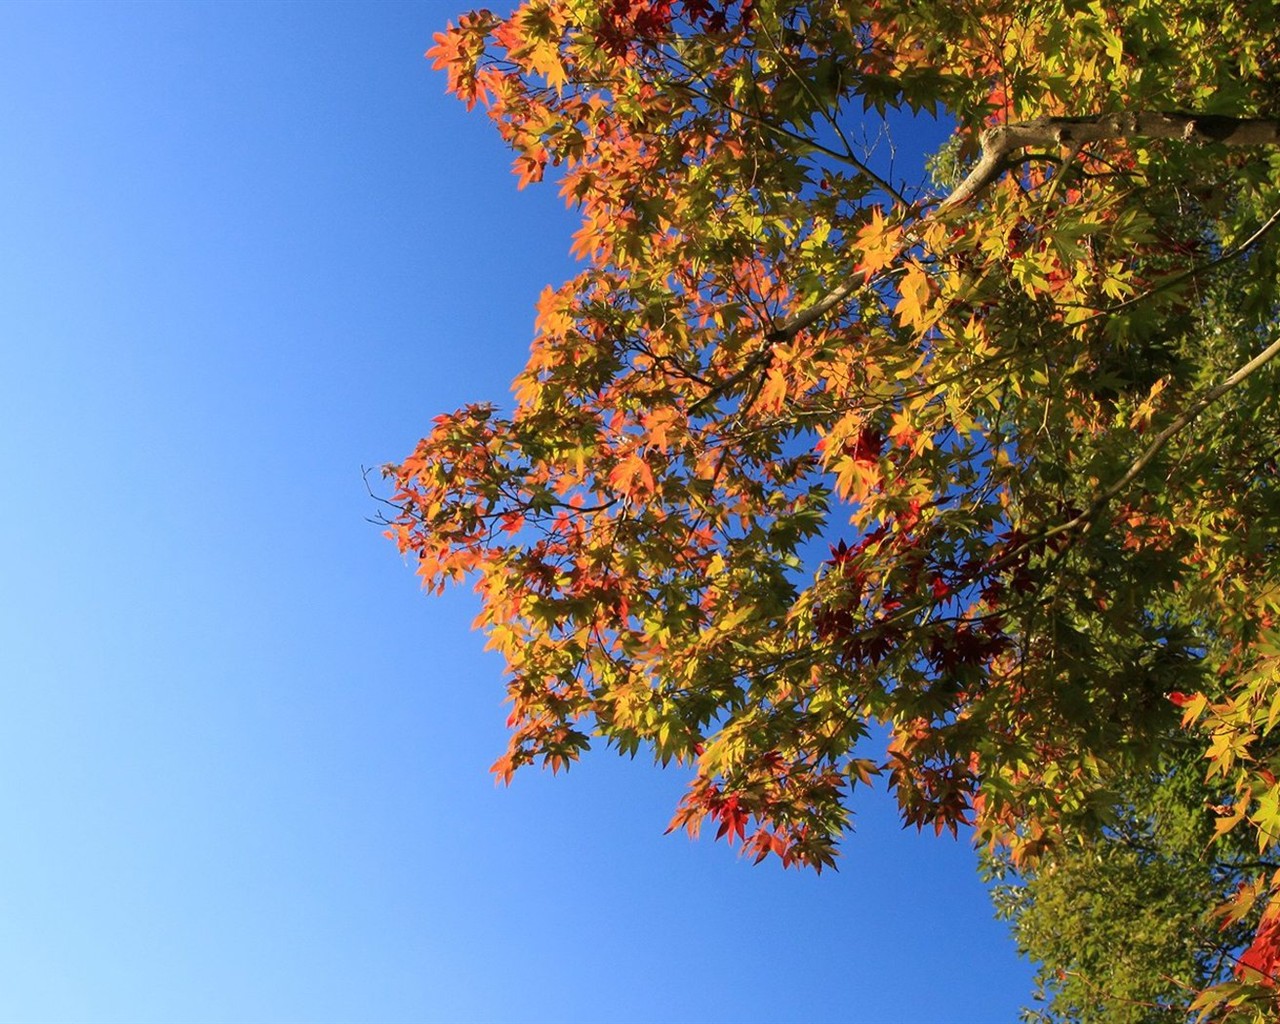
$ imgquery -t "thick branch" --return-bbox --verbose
[693,111,1280,413]
[942,112,1280,211]
[797,112,1280,328]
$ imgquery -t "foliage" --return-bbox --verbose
[386,1,1280,1015]
[988,737,1267,1023]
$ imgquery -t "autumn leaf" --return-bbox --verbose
[895,263,934,331]
[608,452,656,499]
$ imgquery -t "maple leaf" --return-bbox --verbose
[1237,905,1280,987]
[854,207,903,275]
[754,365,788,414]
[608,452,655,499]
[894,263,933,331]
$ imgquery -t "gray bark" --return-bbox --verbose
[942,112,1280,211]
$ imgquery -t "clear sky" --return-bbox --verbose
[0,3,1033,1022]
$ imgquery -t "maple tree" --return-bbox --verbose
[387,1,1280,1015]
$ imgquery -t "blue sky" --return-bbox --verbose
[0,3,1032,1021]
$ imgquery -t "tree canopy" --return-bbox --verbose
[386,1,1280,1015]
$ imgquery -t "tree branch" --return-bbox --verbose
[941,112,1280,211]
[691,111,1280,414]
[1045,328,1280,545]
[917,327,1280,619]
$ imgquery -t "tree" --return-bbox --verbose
[385,1,1280,1014]
[987,736,1268,1023]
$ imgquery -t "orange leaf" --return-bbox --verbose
[608,452,656,498]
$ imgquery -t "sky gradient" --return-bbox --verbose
[0,3,1033,1021]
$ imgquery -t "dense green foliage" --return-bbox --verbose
[990,741,1263,1022]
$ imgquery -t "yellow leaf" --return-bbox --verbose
[854,208,903,275]
[896,264,933,331]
